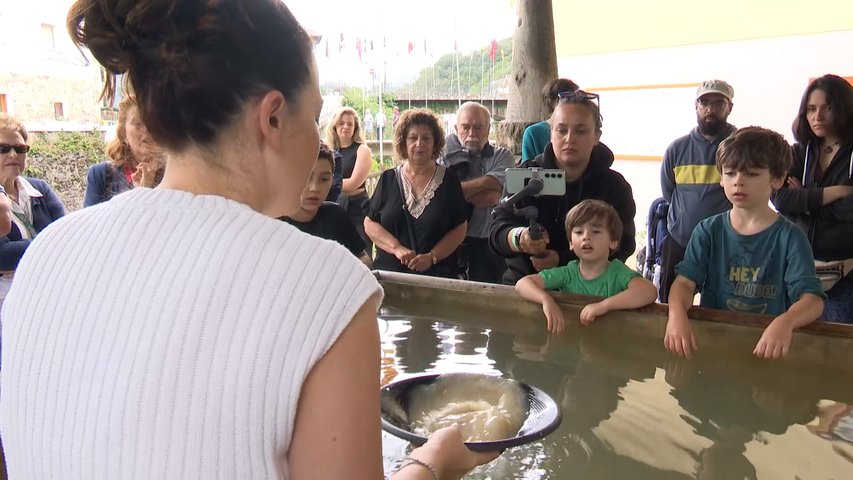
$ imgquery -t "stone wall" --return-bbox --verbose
[27,152,94,212]
[0,72,102,126]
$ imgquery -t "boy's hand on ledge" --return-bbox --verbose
[753,318,792,359]
[579,301,608,325]
[664,313,697,359]
[542,298,566,334]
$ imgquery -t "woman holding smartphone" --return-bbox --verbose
[489,91,637,285]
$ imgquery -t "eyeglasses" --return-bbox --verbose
[557,90,600,106]
[0,144,30,154]
[697,98,728,110]
[458,124,487,133]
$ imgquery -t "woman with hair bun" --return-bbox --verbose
[0,1,497,479]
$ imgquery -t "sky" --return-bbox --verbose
[284,0,517,87]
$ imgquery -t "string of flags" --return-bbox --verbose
[320,33,504,63]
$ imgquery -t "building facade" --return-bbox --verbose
[0,0,104,131]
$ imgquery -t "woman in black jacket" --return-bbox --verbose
[489,91,636,285]
[771,74,853,323]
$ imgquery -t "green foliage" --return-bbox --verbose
[28,131,105,166]
[399,38,513,98]
[340,87,397,139]
[26,130,107,212]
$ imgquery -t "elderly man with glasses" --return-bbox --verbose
[658,80,737,302]
[439,101,515,283]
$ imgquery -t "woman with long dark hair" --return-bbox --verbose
[772,74,853,323]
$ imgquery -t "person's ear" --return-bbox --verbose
[257,90,288,149]
[609,239,619,253]
[770,175,785,191]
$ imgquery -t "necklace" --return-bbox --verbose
[823,140,840,155]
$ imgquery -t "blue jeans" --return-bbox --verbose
[821,273,853,324]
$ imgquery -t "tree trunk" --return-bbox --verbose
[496,0,557,162]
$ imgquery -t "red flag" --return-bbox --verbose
[339,33,344,52]
[423,39,427,54]
[324,38,329,58]
[488,39,498,63]
[356,38,362,61]
[407,41,414,54]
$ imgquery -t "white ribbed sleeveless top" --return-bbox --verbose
[0,188,382,479]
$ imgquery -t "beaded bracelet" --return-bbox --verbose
[393,456,439,480]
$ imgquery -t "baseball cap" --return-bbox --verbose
[696,80,734,102]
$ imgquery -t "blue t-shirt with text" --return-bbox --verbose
[676,212,824,316]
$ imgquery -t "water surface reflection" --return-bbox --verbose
[379,309,853,479]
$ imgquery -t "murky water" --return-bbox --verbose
[379,304,853,479]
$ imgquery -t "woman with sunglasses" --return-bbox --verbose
[489,91,636,285]
[0,113,65,302]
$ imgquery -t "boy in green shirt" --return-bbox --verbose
[665,127,825,360]
[516,200,658,333]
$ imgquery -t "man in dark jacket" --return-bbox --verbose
[489,139,636,285]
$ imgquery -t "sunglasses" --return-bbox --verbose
[557,90,600,106]
[0,144,30,154]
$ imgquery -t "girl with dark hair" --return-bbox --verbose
[84,95,165,206]
[772,74,853,323]
[0,1,496,479]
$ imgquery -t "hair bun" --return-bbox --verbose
[67,0,140,74]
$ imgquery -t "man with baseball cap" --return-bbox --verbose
[658,80,736,302]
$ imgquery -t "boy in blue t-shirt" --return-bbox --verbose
[665,127,825,360]
[516,200,657,333]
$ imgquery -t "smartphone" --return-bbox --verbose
[504,168,566,196]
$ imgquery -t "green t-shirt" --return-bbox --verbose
[539,259,640,296]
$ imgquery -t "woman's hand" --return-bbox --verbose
[403,425,500,480]
[530,250,559,272]
[131,161,160,188]
[393,245,417,265]
[407,253,434,272]
[786,176,803,190]
[519,229,549,256]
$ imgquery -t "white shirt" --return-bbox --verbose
[0,188,383,479]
